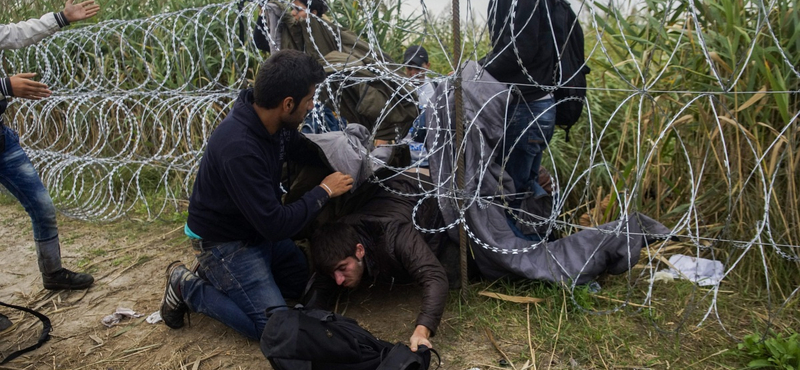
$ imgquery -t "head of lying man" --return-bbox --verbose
[310,222,366,289]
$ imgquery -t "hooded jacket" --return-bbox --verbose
[187,89,329,243]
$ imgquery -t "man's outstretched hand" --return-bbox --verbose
[409,325,432,352]
[9,73,51,100]
[63,0,100,23]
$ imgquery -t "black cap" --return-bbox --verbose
[403,45,429,67]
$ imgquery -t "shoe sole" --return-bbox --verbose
[43,278,95,291]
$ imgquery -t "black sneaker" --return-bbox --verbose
[160,261,190,329]
[42,268,94,290]
[0,313,12,332]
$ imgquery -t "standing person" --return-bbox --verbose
[160,50,354,340]
[403,45,435,105]
[0,0,100,332]
[0,2,99,285]
[402,45,436,167]
[481,0,557,201]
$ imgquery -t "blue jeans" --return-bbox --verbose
[182,239,309,340]
[0,125,62,273]
[501,97,556,200]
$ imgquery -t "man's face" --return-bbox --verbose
[405,62,430,81]
[330,243,366,289]
[332,256,364,288]
[281,85,316,130]
[291,0,310,21]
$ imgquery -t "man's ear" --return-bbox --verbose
[282,96,294,113]
[355,243,365,259]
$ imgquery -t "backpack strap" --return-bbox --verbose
[0,301,52,364]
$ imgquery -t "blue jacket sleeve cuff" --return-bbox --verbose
[311,185,330,209]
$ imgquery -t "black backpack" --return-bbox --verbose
[551,0,590,142]
[377,342,439,370]
[260,306,434,370]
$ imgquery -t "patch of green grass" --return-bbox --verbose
[0,192,18,206]
[76,257,91,268]
[89,248,107,257]
[738,330,800,369]
[111,254,133,267]
[443,270,796,369]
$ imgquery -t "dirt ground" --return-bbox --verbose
[0,200,503,370]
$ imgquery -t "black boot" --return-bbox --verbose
[42,268,94,290]
[0,313,12,332]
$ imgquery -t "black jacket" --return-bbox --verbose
[304,176,450,335]
[482,0,557,102]
[187,89,329,243]
[253,15,271,52]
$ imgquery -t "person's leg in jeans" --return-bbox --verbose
[499,98,556,238]
[181,239,308,339]
[0,126,93,289]
[501,97,557,201]
[269,239,310,300]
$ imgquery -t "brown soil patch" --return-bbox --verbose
[0,201,498,369]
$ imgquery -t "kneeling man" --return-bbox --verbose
[159,50,353,340]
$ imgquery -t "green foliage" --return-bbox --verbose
[739,331,800,369]
[555,0,799,296]
[0,0,228,23]
[328,0,421,62]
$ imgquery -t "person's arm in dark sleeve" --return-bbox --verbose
[286,129,330,168]
[253,14,271,52]
[482,0,542,81]
[302,272,341,310]
[392,222,448,336]
[221,153,329,242]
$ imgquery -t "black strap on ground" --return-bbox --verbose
[0,301,52,364]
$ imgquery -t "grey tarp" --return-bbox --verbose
[303,124,375,188]
[426,61,671,285]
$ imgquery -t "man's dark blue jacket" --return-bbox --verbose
[187,89,329,243]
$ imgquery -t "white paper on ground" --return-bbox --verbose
[668,254,725,286]
[146,310,163,324]
[101,307,144,327]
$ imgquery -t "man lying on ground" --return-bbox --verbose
[304,176,456,352]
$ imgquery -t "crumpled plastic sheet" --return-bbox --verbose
[667,254,725,286]
[146,310,163,324]
[648,270,675,284]
[101,307,144,327]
